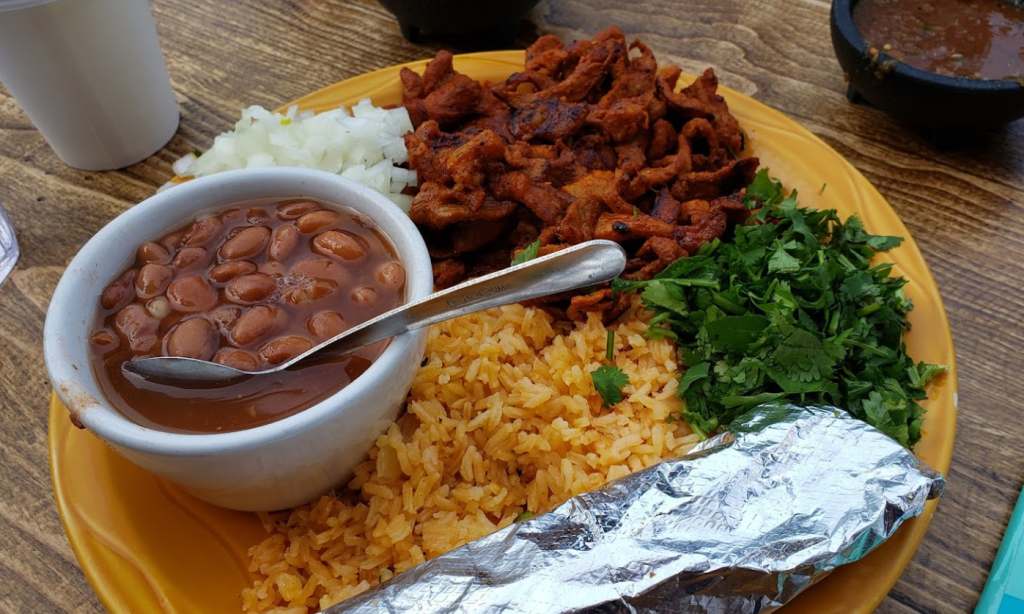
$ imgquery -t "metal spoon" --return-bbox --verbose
[123,239,627,387]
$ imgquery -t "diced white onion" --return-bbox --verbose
[165,99,417,212]
[171,153,196,177]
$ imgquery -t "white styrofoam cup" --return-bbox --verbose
[0,0,179,170]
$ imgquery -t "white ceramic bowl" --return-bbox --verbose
[43,168,432,511]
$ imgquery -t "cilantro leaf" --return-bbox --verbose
[719,391,787,409]
[861,385,910,443]
[908,362,947,389]
[677,362,710,396]
[840,215,869,243]
[681,410,718,440]
[643,326,678,341]
[768,244,802,274]
[769,327,843,383]
[642,281,689,317]
[743,169,784,207]
[511,240,541,266]
[655,255,715,280]
[840,271,880,301]
[703,315,770,353]
[866,234,903,251]
[591,365,629,407]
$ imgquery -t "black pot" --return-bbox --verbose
[377,0,542,45]
[830,0,1024,131]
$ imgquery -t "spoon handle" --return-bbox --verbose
[304,240,627,362]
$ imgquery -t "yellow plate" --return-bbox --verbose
[49,50,958,613]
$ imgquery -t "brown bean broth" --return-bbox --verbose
[89,199,406,433]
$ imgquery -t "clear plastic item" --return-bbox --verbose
[0,0,179,170]
[0,200,18,285]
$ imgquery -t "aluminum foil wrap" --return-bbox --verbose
[327,404,945,614]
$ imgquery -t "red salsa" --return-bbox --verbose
[854,0,1024,80]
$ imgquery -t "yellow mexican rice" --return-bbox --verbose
[242,302,698,613]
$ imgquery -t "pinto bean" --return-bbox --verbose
[100,269,137,311]
[289,257,347,283]
[259,261,288,277]
[277,200,321,220]
[281,279,337,305]
[312,230,366,261]
[166,318,216,360]
[166,275,218,313]
[89,329,120,353]
[171,246,209,272]
[225,273,277,305]
[268,225,300,261]
[135,264,173,299]
[376,261,406,289]
[259,335,314,365]
[246,208,270,225]
[351,213,376,230]
[307,279,338,302]
[351,286,377,306]
[160,229,187,251]
[231,305,282,346]
[296,210,341,233]
[183,218,221,247]
[307,311,346,339]
[220,226,271,261]
[137,242,170,264]
[213,348,259,371]
[209,260,257,283]
[210,306,241,339]
[114,304,159,354]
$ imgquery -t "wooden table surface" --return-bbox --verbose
[1,0,1021,612]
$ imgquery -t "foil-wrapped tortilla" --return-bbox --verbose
[327,404,944,614]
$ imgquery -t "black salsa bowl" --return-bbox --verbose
[377,0,542,45]
[830,0,1024,131]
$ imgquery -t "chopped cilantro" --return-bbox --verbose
[866,234,903,251]
[677,362,710,396]
[592,329,627,407]
[515,511,534,522]
[592,364,629,407]
[614,169,944,447]
[511,239,541,266]
[767,243,801,274]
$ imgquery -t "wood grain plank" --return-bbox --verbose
[0,275,104,614]
[0,0,1020,611]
